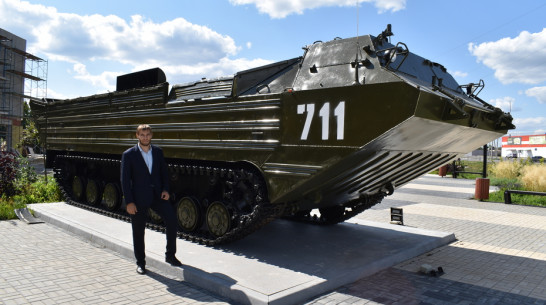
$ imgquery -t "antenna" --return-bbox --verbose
[356,0,359,38]
[354,0,361,85]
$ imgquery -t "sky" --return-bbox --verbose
[1,0,545,136]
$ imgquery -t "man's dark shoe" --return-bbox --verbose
[136,265,146,275]
[165,256,182,266]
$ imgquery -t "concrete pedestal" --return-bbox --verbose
[29,202,455,305]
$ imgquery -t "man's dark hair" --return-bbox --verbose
[136,124,152,134]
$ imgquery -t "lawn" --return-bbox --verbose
[439,159,546,207]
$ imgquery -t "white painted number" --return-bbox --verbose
[297,101,345,140]
[319,103,330,140]
[297,103,314,140]
[335,101,345,140]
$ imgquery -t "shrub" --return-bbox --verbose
[0,175,61,219]
[520,164,546,192]
[0,197,26,220]
[490,161,522,179]
[0,152,19,197]
[489,177,521,189]
[0,153,62,219]
[13,175,61,204]
[15,156,38,187]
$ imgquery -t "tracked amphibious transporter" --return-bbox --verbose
[31,25,514,245]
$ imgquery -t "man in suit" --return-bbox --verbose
[121,124,181,275]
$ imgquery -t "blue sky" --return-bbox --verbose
[1,0,545,135]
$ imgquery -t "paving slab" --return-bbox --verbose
[29,202,454,305]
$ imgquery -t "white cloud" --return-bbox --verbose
[72,63,119,92]
[450,70,468,78]
[513,117,546,134]
[468,28,546,85]
[525,86,546,104]
[0,0,269,93]
[45,88,70,100]
[489,96,519,113]
[161,57,273,81]
[372,0,407,13]
[514,117,546,125]
[229,0,406,19]
[2,4,239,66]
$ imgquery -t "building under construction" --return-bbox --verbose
[0,28,47,152]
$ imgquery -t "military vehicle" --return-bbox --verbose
[30,25,514,245]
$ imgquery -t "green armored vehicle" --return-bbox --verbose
[30,25,514,245]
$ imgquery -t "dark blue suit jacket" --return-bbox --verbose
[121,144,170,208]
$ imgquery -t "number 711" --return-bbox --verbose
[297,102,345,140]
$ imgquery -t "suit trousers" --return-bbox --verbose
[130,199,178,267]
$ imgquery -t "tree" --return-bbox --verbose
[22,101,31,129]
[18,102,41,153]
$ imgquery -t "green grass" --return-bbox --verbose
[434,160,486,179]
[489,177,521,189]
[487,177,546,207]
[0,198,26,220]
[457,173,482,179]
[457,160,486,179]
[433,160,546,207]
[487,190,546,207]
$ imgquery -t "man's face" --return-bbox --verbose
[136,129,152,147]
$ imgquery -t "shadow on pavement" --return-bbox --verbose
[144,269,242,304]
[216,219,451,279]
[324,246,546,305]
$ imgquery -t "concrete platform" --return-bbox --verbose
[29,202,455,305]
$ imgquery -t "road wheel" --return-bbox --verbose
[85,179,102,205]
[72,176,86,201]
[177,197,201,232]
[103,183,121,211]
[206,201,230,237]
[148,208,162,224]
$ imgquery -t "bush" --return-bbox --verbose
[15,156,38,187]
[489,177,521,189]
[0,198,26,220]
[490,161,522,179]
[520,164,546,192]
[0,152,19,197]
[0,155,61,220]
[487,161,546,206]
[12,175,61,204]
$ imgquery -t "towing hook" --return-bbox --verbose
[382,182,395,196]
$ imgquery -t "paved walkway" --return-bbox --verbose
[1,174,545,304]
[0,220,230,305]
[307,175,546,305]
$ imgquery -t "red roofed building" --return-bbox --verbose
[501,134,546,159]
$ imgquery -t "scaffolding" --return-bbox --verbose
[0,31,47,151]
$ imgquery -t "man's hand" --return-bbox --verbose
[161,191,170,201]
[126,202,138,215]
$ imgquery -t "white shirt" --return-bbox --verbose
[138,143,153,174]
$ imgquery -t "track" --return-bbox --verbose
[53,154,286,246]
[53,154,389,246]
